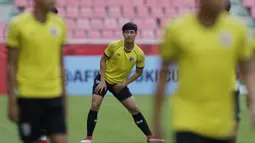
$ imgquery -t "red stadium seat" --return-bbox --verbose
[66,6,79,19]
[66,19,76,30]
[77,19,90,30]
[102,30,114,39]
[92,0,106,8]
[151,7,164,18]
[108,7,122,18]
[88,30,101,39]
[141,30,155,40]
[136,7,149,18]
[143,19,157,30]
[80,7,92,18]
[93,8,106,19]
[90,19,104,30]
[145,0,157,7]
[123,7,135,18]
[73,30,87,39]
[105,19,118,30]
[56,0,67,6]
[80,0,92,6]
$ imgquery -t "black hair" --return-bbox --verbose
[122,22,138,32]
[225,0,231,12]
[51,7,58,14]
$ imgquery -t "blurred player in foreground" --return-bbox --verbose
[152,0,255,143]
[224,1,240,143]
[38,6,60,143]
[80,22,164,143]
[6,0,67,142]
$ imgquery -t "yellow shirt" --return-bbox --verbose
[104,40,145,84]
[6,12,66,98]
[160,13,252,139]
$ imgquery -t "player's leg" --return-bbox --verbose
[17,98,43,143]
[231,90,240,143]
[81,74,107,143]
[44,97,67,143]
[111,87,164,142]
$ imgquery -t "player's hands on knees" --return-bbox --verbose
[113,83,126,93]
[8,101,19,122]
[95,81,107,94]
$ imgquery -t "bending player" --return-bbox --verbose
[80,22,164,143]
[152,0,255,143]
[38,6,60,143]
[6,0,67,143]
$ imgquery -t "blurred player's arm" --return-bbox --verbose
[6,20,20,121]
[60,19,67,114]
[238,27,255,109]
[124,53,145,85]
[153,23,180,136]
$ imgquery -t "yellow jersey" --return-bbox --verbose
[160,13,252,139]
[6,12,66,98]
[104,40,145,84]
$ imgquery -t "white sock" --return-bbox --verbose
[40,135,47,140]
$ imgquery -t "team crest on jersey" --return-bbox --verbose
[50,26,59,37]
[219,32,232,48]
[129,56,134,62]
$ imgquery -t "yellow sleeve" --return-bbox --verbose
[159,23,180,61]
[104,42,116,57]
[136,51,145,68]
[6,20,20,48]
[238,26,253,61]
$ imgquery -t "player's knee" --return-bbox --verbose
[127,105,140,115]
[91,100,101,111]
[50,134,67,143]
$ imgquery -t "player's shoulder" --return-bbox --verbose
[165,13,194,29]
[108,40,124,48]
[134,44,145,56]
[224,14,246,30]
[49,13,65,25]
[9,11,31,26]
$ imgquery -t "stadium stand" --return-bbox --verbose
[0,0,254,41]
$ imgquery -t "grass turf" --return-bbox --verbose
[0,95,254,143]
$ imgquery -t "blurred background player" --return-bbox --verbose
[153,0,255,143]
[80,22,164,143]
[6,0,67,142]
[224,1,241,143]
[39,6,59,143]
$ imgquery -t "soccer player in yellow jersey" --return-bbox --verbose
[152,0,255,143]
[38,6,60,143]
[80,22,164,143]
[6,0,67,143]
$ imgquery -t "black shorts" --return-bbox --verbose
[17,96,66,142]
[175,132,231,143]
[234,90,240,122]
[92,74,132,101]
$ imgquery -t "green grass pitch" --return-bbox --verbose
[0,95,255,143]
